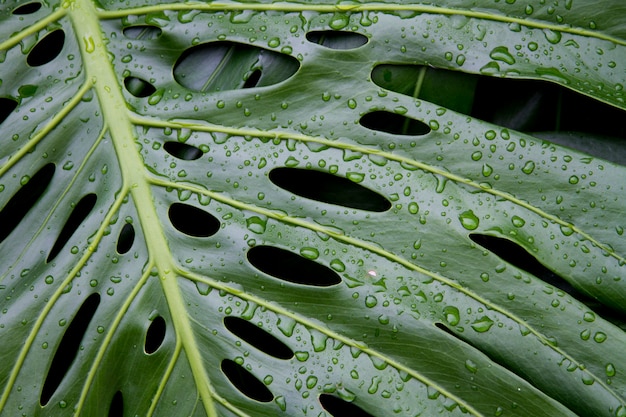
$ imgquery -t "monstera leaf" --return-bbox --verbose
[2,0,626,416]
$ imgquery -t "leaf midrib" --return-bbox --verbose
[68,0,219,415]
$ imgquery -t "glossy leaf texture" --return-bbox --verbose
[1,1,625,416]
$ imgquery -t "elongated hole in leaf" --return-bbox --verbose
[360,111,430,136]
[116,223,135,255]
[0,98,18,125]
[173,41,300,92]
[469,234,575,294]
[12,2,42,14]
[269,168,391,212]
[306,30,368,49]
[47,193,97,263]
[144,316,166,354]
[163,141,203,160]
[168,203,220,237]
[247,245,341,287]
[224,316,293,360]
[122,25,162,40]
[319,394,375,417]
[108,391,123,417]
[41,293,100,406]
[221,359,273,402]
[27,29,65,67]
[243,69,262,89]
[124,76,156,98]
[0,163,55,244]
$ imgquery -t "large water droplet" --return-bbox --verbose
[459,210,479,230]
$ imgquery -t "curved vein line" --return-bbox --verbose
[0,80,93,178]
[0,189,127,412]
[97,3,626,47]
[131,115,625,265]
[0,123,106,284]
[153,178,623,407]
[0,7,68,50]
[147,339,182,417]
[74,264,153,416]
[180,268,484,417]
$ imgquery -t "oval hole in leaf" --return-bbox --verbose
[269,168,391,212]
[163,141,203,160]
[122,25,162,40]
[224,316,293,360]
[144,316,166,354]
[221,359,273,402]
[247,245,341,287]
[40,293,101,406]
[319,394,375,417]
[108,391,123,417]
[306,30,368,49]
[168,203,220,237]
[47,193,97,263]
[12,2,42,14]
[27,29,65,67]
[173,41,300,93]
[0,163,55,244]
[124,76,156,98]
[0,97,18,125]
[360,111,431,136]
[116,222,135,255]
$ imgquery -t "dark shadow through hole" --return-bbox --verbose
[319,394,375,417]
[108,391,123,417]
[306,30,368,49]
[168,203,220,237]
[12,2,42,14]
[469,233,626,327]
[224,316,293,360]
[124,76,156,98]
[122,25,162,40]
[247,245,341,287]
[116,223,135,255]
[145,316,166,354]
[269,167,391,212]
[243,69,262,89]
[0,163,55,244]
[359,111,431,136]
[0,97,18,125]
[221,359,273,402]
[371,64,626,165]
[27,29,65,67]
[163,141,203,161]
[41,293,101,406]
[47,193,97,263]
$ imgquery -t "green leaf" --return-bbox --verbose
[1,1,625,416]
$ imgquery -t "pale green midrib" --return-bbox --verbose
[68,1,218,416]
[132,115,626,266]
[151,176,623,410]
[96,2,626,48]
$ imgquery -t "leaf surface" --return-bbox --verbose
[1,1,626,416]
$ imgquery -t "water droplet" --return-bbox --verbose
[347,99,357,109]
[459,210,479,230]
[594,332,607,343]
[569,175,579,184]
[606,363,616,377]
[268,37,280,48]
[443,306,460,326]
[471,151,483,161]
[521,161,535,174]
[83,36,95,53]
[365,295,378,308]
[543,29,562,44]
[148,90,163,105]
[465,359,478,373]
[246,216,267,234]
[330,259,345,272]
[511,216,525,227]
[300,247,319,260]
[408,202,419,214]
[471,316,494,332]
[329,13,350,30]
[489,46,515,65]
[346,172,365,183]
